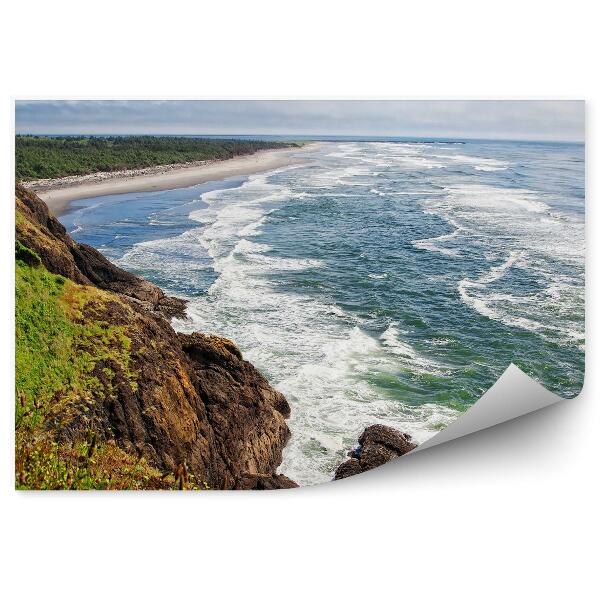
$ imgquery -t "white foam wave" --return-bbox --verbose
[446,184,549,213]
[232,239,271,254]
[380,324,455,376]
[408,181,584,346]
[457,248,584,345]
[432,153,509,171]
[412,216,463,257]
[458,251,527,324]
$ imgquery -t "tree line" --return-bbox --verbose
[15,135,299,180]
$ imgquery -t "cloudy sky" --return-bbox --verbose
[15,100,584,141]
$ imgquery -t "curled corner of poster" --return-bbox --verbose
[413,364,567,453]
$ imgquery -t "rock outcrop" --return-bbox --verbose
[15,183,186,318]
[334,425,417,480]
[178,332,294,489]
[15,184,297,489]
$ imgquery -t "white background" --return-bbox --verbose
[0,1,597,598]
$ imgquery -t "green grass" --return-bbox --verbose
[15,251,137,429]
[15,135,299,180]
[15,250,207,489]
[16,255,77,427]
[16,247,167,489]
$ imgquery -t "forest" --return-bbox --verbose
[15,135,298,180]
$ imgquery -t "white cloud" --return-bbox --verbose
[15,100,584,141]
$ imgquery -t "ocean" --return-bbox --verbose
[60,139,585,485]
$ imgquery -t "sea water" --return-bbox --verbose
[61,139,585,485]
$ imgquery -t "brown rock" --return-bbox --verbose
[236,474,299,490]
[15,184,297,490]
[334,425,417,480]
[15,183,186,318]
[179,332,292,488]
[333,458,363,480]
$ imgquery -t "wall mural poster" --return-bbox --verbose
[14,100,584,489]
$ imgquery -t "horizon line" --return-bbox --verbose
[14,132,584,144]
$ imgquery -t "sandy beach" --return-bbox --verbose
[27,145,316,217]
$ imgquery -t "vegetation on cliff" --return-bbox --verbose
[14,184,296,490]
[15,245,201,489]
[15,135,299,180]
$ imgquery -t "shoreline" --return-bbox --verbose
[25,144,318,217]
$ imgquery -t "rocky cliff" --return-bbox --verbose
[15,183,297,490]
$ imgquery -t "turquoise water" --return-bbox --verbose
[61,140,585,484]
